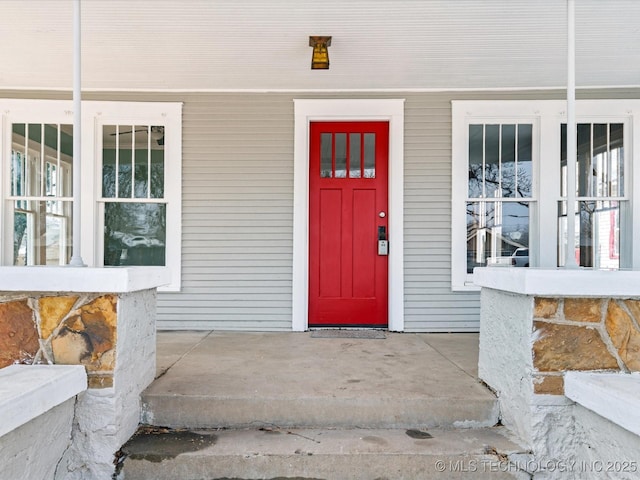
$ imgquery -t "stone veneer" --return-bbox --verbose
[0,294,117,388]
[476,268,640,479]
[0,266,169,479]
[532,297,640,395]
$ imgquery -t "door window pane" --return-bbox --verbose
[349,133,361,178]
[320,133,332,178]
[319,130,376,180]
[335,133,347,178]
[364,133,375,178]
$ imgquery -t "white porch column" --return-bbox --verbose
[69,0,85,266]
[564,0,579,268]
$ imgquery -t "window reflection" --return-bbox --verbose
[467,123,533,271]
[102,124,167,268]
[468,124,532,199]
[484,125,500,198]
[517,125,532,197]
[104,203,166,266]
[559,123,625,269]
[349,133,361,178]
[466,201,529,273]
[10,123,73,266]
[320,133,332,178]
[468,125,483,197]
[561,123,624,198]
[335,133,347,178]
[103,125,165,198]
[319,132,376,179]
[558,200,621,270]
[364,133,375,178]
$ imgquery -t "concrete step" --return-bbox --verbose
[119,426,532,480]
[142,332,499,430]
[141,392,499,430]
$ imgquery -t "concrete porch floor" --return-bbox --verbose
[122,332,532,479]
[145,331,496,429]
[155,331,480,380]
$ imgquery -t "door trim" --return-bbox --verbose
[292,99,405,331]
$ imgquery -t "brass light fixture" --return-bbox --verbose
[309,36,331,70]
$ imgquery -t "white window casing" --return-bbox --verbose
[0,99,183,291]
[90,102,182,292]
[452,100,638,291]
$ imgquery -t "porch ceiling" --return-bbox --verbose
[0,0,639,92]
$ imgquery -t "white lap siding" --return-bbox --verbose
[159,94,295,330]
[102,91,639,331]
[2,89,638,331]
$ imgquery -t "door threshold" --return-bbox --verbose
[309,330,386,339]
[309,325,387,330]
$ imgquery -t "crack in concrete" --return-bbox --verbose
[154,330,215,380]
[53,395,80,480]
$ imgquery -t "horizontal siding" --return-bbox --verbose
[403,93,478,331]
[158,94,295,330]
[2,89,640,331]
[401,90,568,331]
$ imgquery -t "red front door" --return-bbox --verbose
[309,121,389,327]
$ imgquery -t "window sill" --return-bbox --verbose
[473,267,640,297]
[0,266,170,293]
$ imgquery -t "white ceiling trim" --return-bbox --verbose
[3,85,640,95]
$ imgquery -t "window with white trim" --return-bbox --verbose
[9,123,73,266]
[452,100,638,290]
[101,124,167,267]
[558,122,627,269]
[1,100,182,291]
[466,123,533,272]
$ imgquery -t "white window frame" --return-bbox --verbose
[452,100,639,291]
[0,99,183,291]
[9,131,74,266]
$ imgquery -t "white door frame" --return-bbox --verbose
[292,99,405,331]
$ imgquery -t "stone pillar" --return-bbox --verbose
[0,266,169,479]
[475,267,640,478]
